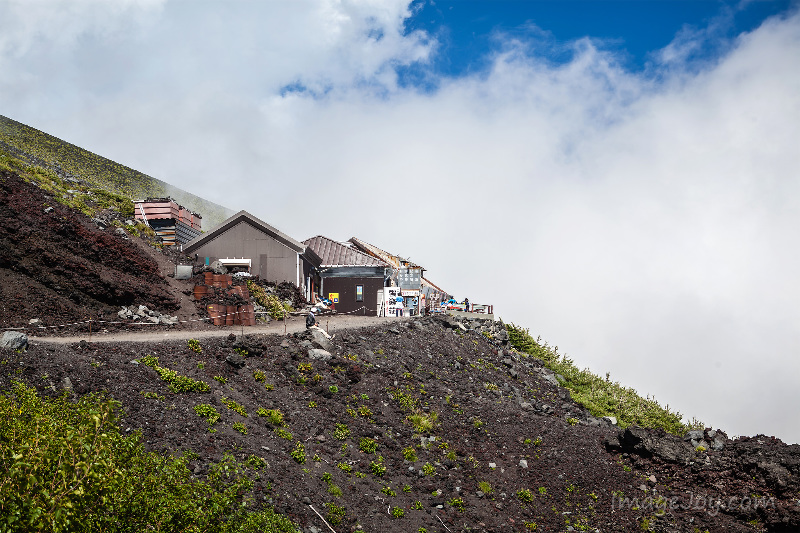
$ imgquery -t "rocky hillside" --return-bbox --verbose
[2,315,799,532]
[0,115,234,228]
[0,165,179,329]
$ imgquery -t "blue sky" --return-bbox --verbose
[1,0,799,444]
[403,1,794,83]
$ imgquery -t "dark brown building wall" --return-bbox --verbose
[321,276,384,316]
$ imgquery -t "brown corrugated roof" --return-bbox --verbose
[303,236,389,268]
[348,237,423,269]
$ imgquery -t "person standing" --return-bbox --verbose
[464,297,470,312]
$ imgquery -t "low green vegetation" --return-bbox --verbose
[0,381,299,532]
[193,403,221,426]
[406,411,438,434]
[257,407,285,426]
[140,355,210,393]
[246,280,287,320]
[0,116,231,225]
[402,446,417,462]
[359,437,378,454]
[290,443,306,464]
[221,397,248,417]
[506,324,703,435]
[333,422,350,440]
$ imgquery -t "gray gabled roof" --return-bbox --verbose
[303,235,389,268]
[183,210,305,254]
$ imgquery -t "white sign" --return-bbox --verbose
[400,290,419,297]
[385,287,401,317]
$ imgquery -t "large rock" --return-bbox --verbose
[605,426,695,465]
[305,327,333,352]
[0,331,28,351]
[308,349,332,361]
[209,261,228,274]
[226,354,246,369]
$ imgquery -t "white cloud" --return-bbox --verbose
[1,2,799,443]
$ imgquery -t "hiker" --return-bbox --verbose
[306,311,315,328]
[395,295,404,317]
[464,297,470,312]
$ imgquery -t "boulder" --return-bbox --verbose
[209,261,228,274]
[308,349,332,361]
[1,331,28,351]
[603,416,618,426]
[306,327,333,352]
[605,426,694,465]
[226,354,246,369]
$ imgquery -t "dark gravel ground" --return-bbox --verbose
[4,316,798,532]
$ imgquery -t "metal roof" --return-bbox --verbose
[183,210,305,254]
[348,237,423,270]
[303,235,389,268]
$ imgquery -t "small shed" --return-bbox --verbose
[303,235,390,316]
[183,211,307,287]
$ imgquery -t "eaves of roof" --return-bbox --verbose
[183,210,304,254]
[348,237,423,270]
[303,235,389,268]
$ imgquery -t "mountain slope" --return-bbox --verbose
[3,318,798,532]
[0,115,234,228]
[0,165,179,329]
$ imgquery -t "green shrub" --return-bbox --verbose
[402,446,417,462]
[247,281,287,320]
[324,502,346,525]
[506,324,702,435]
[274,428,293,440]
[194,403,221,426]
[333,423,350,440]
[221,397,248,417]
[448,497,465,512]
[369,458,386,477]
[0,381,299,532]
[359,437,378,454]
[140,355,209,393]
[517,488,534,503]
[290,443,306,464]
[406,411,438,434]
[257,407,285,426]
[232,422,247,435]
[187,339,202,353]
[253,369,266,382]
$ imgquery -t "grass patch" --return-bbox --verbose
[506,324,702,435]
[140,355,209,393]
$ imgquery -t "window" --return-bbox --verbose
[356,285,363,302]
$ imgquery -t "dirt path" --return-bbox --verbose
[30,314,407,344]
